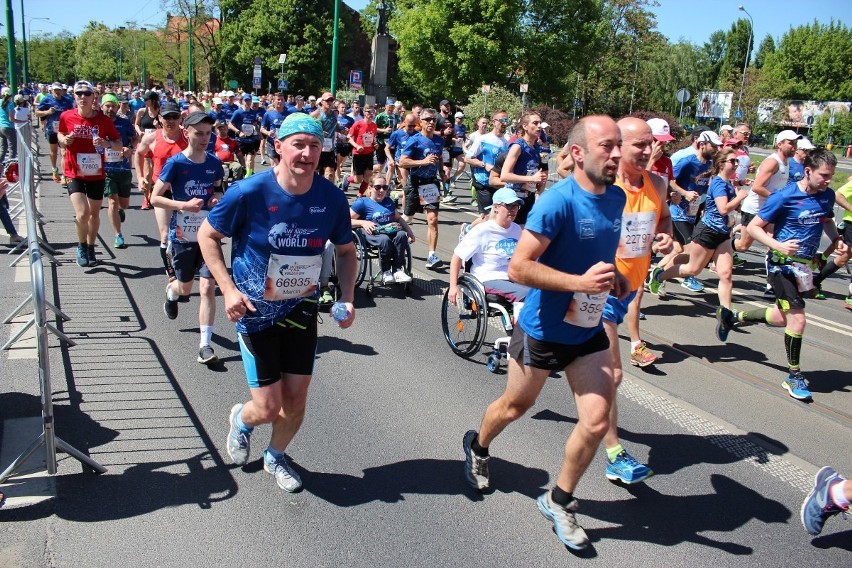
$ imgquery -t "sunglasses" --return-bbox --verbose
[725,159,740,165]
[496,118,510,124]
[421,117,436,122]
[498,203,521,210]
[162,114,180,120]
[75,91,93,97]
[373,184,389,190]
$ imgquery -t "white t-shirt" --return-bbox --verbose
[453,220,522,283]
[741,153,787,215]
[14,105,30,123]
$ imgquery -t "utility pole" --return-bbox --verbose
[187,16,193,91]
[5,0,17,89]
[330,0,340,96]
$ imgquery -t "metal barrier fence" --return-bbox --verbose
[0,122,106,484]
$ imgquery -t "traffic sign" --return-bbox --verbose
[278,53,287,65]
[734,109,743,119]
[574,99,582,108]
[252,76,261,88]
[350,70,363,90]
[254,56,263,66]
[481,84,491,94]
[278,79,288,91]
[676,88,690,103]
[228,80,238,89]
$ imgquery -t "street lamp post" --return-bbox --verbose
[736,5,754,116]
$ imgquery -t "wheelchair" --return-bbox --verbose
[351,227,413,297]
[440,272,515,373]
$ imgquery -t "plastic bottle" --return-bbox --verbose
[92,126,103,155]
[331,302,349,323]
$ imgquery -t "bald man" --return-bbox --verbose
[599,117,673,484]
[463,115,630,551]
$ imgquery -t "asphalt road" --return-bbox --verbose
[1,148,850,567]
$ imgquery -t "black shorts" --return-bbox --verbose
[239,140,260,155]
[843,222,852,245]
[515,191,537,226]
[691,221,730,250]
[767,265,806,311]
[352,153,374,176]
[265,141,280,163]
[508,326,609,372]
[238,307,318,388]
[47,131,59,145]
[170,241,212,282]
[473,180,496,215]
[318,151,336,171]
[672,220,695,246]
[376,144,388,165]
[403,177,441,216]
[68,178,106,201]
[740,211,756,227]
[336,143,353,158]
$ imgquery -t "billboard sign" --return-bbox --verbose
[757,99,852,128]
[695,91,734,119]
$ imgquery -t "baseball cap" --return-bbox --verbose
[308,95,316,101]
[144,91,159,102]
[541,121,550,129]
[251,96,260,103]
[277,113,323,141]
[241,93,252,101]
[212,97,222,105]
[72,80,94,93]
[775,129,803,145]
[183,111,215,128]
[720,124,734,132]
[698,131,722,146]
[159,101,181,116]
[492,187,524,206]
[215,119,228,128]
[321,92,334,102]
[723,138,743,147]
[50,82,64,91]
[690,126,709,138]
[647,118,675,142]
[13,94,25,104]
[439,99,450,106]
[454,112,464,118]
[797,137,816,150]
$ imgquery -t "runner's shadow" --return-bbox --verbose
[801,369,852,394]
[581,474,790,554]
[809,529,852,551]
[316,335,379,357]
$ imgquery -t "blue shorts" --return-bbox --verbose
[170,241,212,283]
[602,290,638,326]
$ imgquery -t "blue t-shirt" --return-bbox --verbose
[506,138,542,193]
[0,101,14,128]
[387,128,414,161]
[758,181,836,259]
[159,152,224,243]
[467,132,508,186]
[230,108,261,142]
[351,195,397,226]
[260,110,288,141]
[205,170,353,334]
[402,132,443,180]
[316,109,338,142]
[703,176,735,235]
[208,109,229,122]
[129,98,145,114]
[518,175,625,345]
[221,103,238,121]
[37,94,74,133]
[671,154,712,222]
[104,116,137,173]
[788,158,805,182]
[451,124,467,152]
[336,114,354,143]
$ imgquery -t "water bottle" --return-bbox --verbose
[331,301,349,324]
[92,126,103,155]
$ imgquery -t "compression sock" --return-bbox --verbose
[784,329,803,371]
[358,181,368,195]
[551,485,574,507]
[471,434,489,457]
[738,307,773,324]
[606,444,624,462]
[814,258,842,287]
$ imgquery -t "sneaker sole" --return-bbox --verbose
[198,354,218,365]
[263,461,303,492]
[426,260,443,270]
[536,496,588,550]
[605,469,654,484]
[227,404,249,465]
[782,382,811,401]
[630,357,657,368]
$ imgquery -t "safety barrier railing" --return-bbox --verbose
[0,122,106,484]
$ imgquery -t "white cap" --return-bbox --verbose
[541,121,550,129]
[454,112,464,118]
[720,124,734,132]
[697,130,723,146]
[647,118,675,141]
[797,137,816,150]
[775,129,803,145]
[212,97,223,105]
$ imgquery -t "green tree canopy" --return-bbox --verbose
[74,22,123,83]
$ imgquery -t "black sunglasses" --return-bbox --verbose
[421,117,436,122]
[75,91,93,97]
[373,184,389,190]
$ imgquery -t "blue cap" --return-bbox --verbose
[492,187,524,206]
[251,96,260,103]
[277,113,324,141]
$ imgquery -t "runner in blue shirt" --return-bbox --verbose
[229,94,262,176]
[198,113,357,494]
[260,93,289,166]
[35,82,74,183]
[385,114,417,189]
[465,110,510,220]
[100,93,139,249]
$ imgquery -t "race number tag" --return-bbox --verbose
[686,197,701,217]
[441,149,450,162]
[77,153,102,176]
[525,167,539,191]
[144,128,155,135]
[264,254,322,301]
[418,183,440,205]
[617,211,657,258]
[241,123,256,136]
[323,137,334,152]
[174,210,208,243]
[563,292,608,328]
[791,261,814,293]
[362,133,374,147]
[105,148,123,163]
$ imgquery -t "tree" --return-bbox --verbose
[811,110,852,146]
[640,40,710,118]
[75,22,123,83]
[717,19,752,88]
[460,85,523,125]
[26,32,77,85]
[754,34,775,69]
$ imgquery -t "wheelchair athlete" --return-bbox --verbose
[350,173,415,285]
[448,187,530,307]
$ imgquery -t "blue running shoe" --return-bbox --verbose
[782,372,812,401]
[264,451,303,492]
[606,449,653,484]
[76,244,89,267]
[226,404,251,465]
[715,306,736,342]
[647,266,663,295]
[681,276,704,292]
[801,466,849,535]
[537,492,589,550]
[342,176,350,193]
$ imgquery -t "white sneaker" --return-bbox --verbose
[382,270,394,284]
[393,270,412,284]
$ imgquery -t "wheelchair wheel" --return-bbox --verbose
[441,275,487,357]
[403,240,413,294]
[352,229,368,288]
[486,353,501,373]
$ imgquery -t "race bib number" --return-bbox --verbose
[418,183,440,205]
[686,197,701,217]
[323,137,334,152]
[241,123,256,136]
[441,150,450,162]
[617,211,657,258]
[563,292,608,328]
[791,261,814,293]
[264,254,322,301]
[77,153,102,177]
[525,167,539,191]
[362,133,374,147]
[174,210,208,243]
[105,148,123,163]
[144,128,155,135]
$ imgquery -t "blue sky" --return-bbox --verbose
[15,0,852,47]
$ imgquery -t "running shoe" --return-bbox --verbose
[605,449,654,484]
[76,244,89,267]
[715,306,736,342]
[536,492,590,550]
[118,208,126,223]
[763,286,776,299]
[638,311,647,320]
[442,194,457,203]
[141,198,152,210]
[342,176,350,193]
[393,269,412,284]
[813,286,826,300]
[52,169,61,183]
[801,466,849,536]
[782,371,812,401]
[114,233,126,249]
[630,342,658,367]
[657,280,667,298]
[8,234,24,245]
[647,266,663,295]
[462,430,490,491]
[425,253,443,270]
[381,269,394,285]
[164,285,179,320]
[198,345,218,365]
[260,158,268,166]
[844,297,852,311]
[732,253,745,267]
[264,452,303,492]
[707,262,717,273]
[681,276,704,292]
[61,176,69,188]
[87,245,98,267]
[227,403,251,466]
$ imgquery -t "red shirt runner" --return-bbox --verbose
[58,110,120,181]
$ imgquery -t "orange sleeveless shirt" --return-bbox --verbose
[614,171,662,291]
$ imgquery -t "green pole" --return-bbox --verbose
[330,0,339,96]
[187,16,193,91]
[141,28,147,89]
[19,0,26,86]
[5,0,17,89]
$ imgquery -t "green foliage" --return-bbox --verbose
[74,22,123,83]
[25,33,78,85]
[641,40,711,117]
[460,85,523,124]
[811,111,852,146]
[754,34,775,69]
